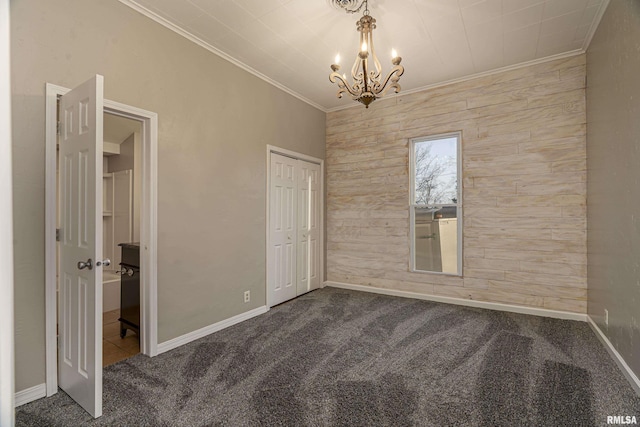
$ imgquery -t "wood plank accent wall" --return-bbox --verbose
[325,54,587,313]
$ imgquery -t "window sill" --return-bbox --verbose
[409,268,462,278]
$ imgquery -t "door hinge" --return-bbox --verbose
[56,228,61,242]
[56,121,61,136]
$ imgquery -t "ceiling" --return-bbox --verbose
[104,113,141,144]
[120,0,609,112]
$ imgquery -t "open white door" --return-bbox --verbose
[58,75,104,418]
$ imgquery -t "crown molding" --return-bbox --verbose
[118,0,328,113]
[582,0,610,51]
[120,0,608,115]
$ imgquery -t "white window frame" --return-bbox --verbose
[409,132,463,276]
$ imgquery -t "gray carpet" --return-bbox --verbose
[16,287,640,426]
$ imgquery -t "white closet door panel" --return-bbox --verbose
[297,160,321,295]
[296,164,309,294]
[268,153,297,306]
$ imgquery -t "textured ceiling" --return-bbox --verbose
[120,0,608,111]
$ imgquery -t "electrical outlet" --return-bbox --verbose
[244,290,250,303]
[605,309,609,327]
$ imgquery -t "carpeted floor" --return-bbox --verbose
[16,287,640,426]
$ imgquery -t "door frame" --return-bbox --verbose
[44,82,159,397]
[266,145,324,308]
[0,0,14,422]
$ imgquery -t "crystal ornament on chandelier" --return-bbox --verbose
[328,0,404,108]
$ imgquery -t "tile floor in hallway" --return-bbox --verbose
[103,309,139,366]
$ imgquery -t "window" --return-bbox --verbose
[410,133,462,275]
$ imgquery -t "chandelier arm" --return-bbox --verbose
[351,30,365,80]
[352,84,365,96]
[376,65,405,96]
[351,70,366,94]
[368,33,382,79]
[351,56,361,81]
[329,72,361,97]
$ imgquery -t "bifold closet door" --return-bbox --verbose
[269,153,321,307]
[269,153,298,306]
[296,161,320,295]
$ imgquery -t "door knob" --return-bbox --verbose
[77,259,93,270]
[96,259,111,267]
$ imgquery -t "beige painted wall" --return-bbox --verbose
[326,55,587,312]
[107,133,135,173]
[586,0,640,379]
[11,0,325,391]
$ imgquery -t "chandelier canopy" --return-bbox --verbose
[328,0,404,108]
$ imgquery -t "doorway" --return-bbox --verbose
[44,81,158,407]
[100,113,142,365]
[55,112,143,366]
[266,146,324,307]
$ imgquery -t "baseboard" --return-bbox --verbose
[157,306,269,354]
[587,315,640,396]
[15,383,46,407]
[325,281,588,322]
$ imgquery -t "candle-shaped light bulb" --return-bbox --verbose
[361,42,368,52]
[391,48,402,65]
[335,54,340,64]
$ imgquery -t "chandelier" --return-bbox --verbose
[328,0,404,108]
